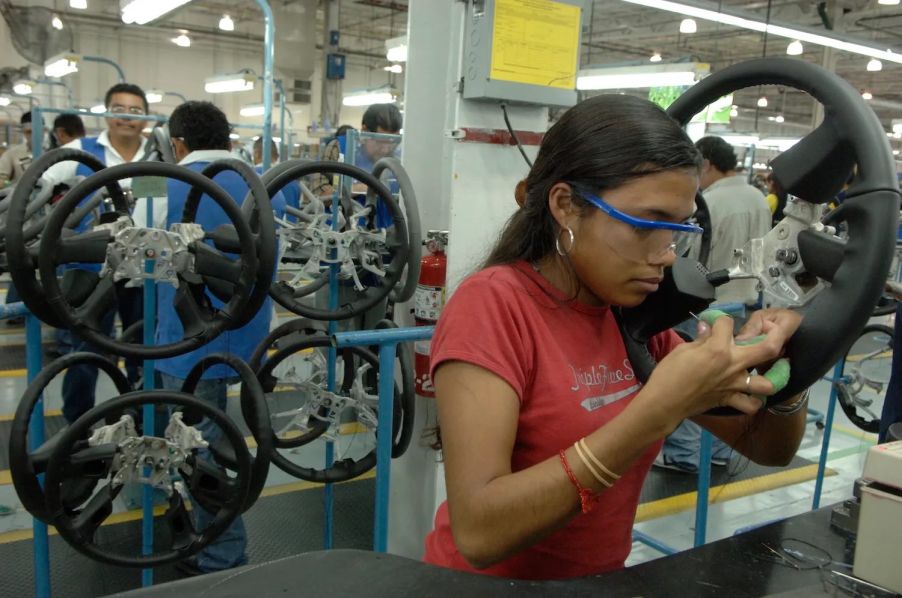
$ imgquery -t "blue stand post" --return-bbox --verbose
[141,202,157,587]
[632,530,678,556]
[694,429,713,547]
[26,313,51,598]
[373,343,398,552]
[813,359,843,510]
[323,277,337,550]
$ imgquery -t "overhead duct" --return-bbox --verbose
[273,0,317,104]
[0,1,74,65]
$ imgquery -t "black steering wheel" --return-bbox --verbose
[35,161,260,359]
[6,148,114,327]
[42,390,251,568]
[260,160,409,321]
[181,353,273,511]
[371,157,422,304]
[8,352,132,524]
[182,159,277,330]
[666,57,899,406]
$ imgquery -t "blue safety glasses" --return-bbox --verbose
[578,190,704,234]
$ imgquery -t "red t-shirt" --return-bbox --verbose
[423,261,682,580]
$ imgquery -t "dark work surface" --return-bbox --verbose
[1,479,374,598]
[110,506,853,598]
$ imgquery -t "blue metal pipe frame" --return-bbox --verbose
[254,0,275,172]
[812,359,843,510]
[141,203,157,587]
[26,313,50,598]
[632,529,678,556]
[694,430,713,547]
[82,55,127,83]
[332,326,435,552]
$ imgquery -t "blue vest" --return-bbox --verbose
[68,137,108,271]
[155,162,285,380]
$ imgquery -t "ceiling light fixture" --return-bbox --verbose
[172,32,191,47]
[867,58,883,71]
[385,35,408,63]
[239,103,265,117]
[786,40,803,55]
[145,90,164,104]
[0,96,10,107]
[342,88,397,107]
[44,53,80,78]
[862,90,873,100]
[383,64,403,74]
[13,80,34,95]
[878,0,900,5]
[219,14,235,31]
[576,63,709,90]
[69,0,87,8]
[121,0,193,25]
[730,106,738,117]
[620,0,902,64]
[775,114,785,123]
[51,14,64,30]
[679,18,697,33]
[757,96,768,107]
[204,72,256,94]
[90,103,106,114]
[650,52,662,62]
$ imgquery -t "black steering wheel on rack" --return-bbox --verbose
[6,148,115,328]
[35,161,260,359]
[42,390,252,568]
[260,160,410,321]
[8,352,132,524]
[181,353,273,511]
[258,333,403,483]
[656,57,899,410]
[182,159,277,329]
[371,157,422,304]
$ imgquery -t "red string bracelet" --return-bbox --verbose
[559,449,599,514]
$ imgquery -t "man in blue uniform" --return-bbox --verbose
[158,100,283,575]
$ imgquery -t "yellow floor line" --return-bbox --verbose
[0,368,26,378]
[0,470,9,485]
[0,408,62,423]
[635,463,835,523]
[831,422,878,443]
[0,472,374,545]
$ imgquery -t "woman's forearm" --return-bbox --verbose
[448,388,672,569]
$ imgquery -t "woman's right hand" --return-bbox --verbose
[639,314,791,429]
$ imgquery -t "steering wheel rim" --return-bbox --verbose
[8,352,132,524]
[666,57,899,406]
[374,319,416,458]
[43,390,251,568]
[262,160,410,321]
[181,353,273,511]
[371,157,422,304]
[6,148,115,328]
[266,335,402,483]
[182,158,277,330]
[36,161,258,359]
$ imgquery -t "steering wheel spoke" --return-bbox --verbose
[73,276,117,331]
[68,483,119,543]
[165,490,200,551]
[56,230,112,264]
[192,242,242,284]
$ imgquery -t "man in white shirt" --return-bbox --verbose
[0,111,33,187]
[43,83,154,424]
[657,136,772,474]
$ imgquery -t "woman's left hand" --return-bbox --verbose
[730,308,802,370]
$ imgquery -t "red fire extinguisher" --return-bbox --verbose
[414,230,449,397]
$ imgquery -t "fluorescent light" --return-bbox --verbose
[383,64,403,74]
[172,33,191,47]
[13,80,34,95]
[146,90,163,104]
[892,120,902,134]
[342,90,396,107]
[90,103,106,114]
[576,63,708,90]
[719,134,760,146]
[204,73,255,94]
[239,103,265,117]
[44,53,80,78]
[894,150,900,156]
[70,0,87,8]
[867,58,883,71]
[51,14,64,30]
[730,107,738,117]
[862,90,873,100]
[620,0,902,64]
[386,35,408,62]
[229,133,240,140]
[879,0,900,5]
[775,114,785,123]
[759,136,801,151]
[757,96,768,107]
[120,0,192,25]
[650,52,662,62]
[0,97,10,107]
[219,14,235,31]
[680,18,697,33]
[786,40,803,55]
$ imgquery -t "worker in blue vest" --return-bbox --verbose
[41,83,152,423]
[253,136,300,214]
[157,100,284,576]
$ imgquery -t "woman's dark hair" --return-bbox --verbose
[168,101,231,152]
[484,94,701,268]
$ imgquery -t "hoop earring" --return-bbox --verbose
[556,226,575,256]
